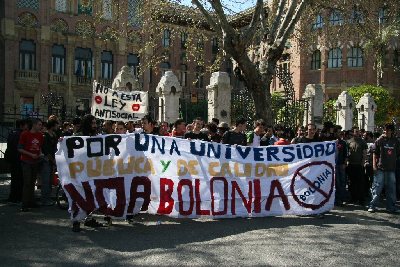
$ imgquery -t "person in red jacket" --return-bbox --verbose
[18,118,44,212]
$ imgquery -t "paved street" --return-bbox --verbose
[0,178,399,266]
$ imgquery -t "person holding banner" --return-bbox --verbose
[292,123,320,144]
[222,117,247,146]
[184,117,209,141]
[71,114,104,232]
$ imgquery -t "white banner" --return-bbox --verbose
[91,81,148,122]
[55,134,336,220]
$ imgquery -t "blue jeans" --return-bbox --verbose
[369,170,397,211]
[335,164,347,204]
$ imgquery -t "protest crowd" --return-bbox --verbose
[4,113,400,232]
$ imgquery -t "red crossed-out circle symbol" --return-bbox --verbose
[132,104,140,111]
[94,95,102,104]
[290,161,334,210]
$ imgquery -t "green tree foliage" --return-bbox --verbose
[347,84,396,126]
[323,99,337,125]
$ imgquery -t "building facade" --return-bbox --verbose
[271,4,400,101]
[0,0,221,123]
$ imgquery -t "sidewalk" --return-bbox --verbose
[0,174,57,203]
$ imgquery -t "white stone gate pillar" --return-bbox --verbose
[356,93,376,132]
[206,72,232,123]
[156,71,182,123]
[112,66,140,91]
[335,91,354,130]
[302,84,324,129]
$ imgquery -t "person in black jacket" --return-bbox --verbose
[5,119,28,204]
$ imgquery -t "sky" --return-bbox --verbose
[178,0,257,14]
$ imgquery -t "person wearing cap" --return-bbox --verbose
[368,123,400,213]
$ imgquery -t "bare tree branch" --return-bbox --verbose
[207,0,237,37]
[243,0,264,45]
[279,0,309,46]
[269,0,287,44]
[274,0,298,43]
[191,0,222,35]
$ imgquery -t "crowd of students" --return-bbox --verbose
[4,114,400,231]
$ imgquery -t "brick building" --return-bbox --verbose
[2,1,398,125]
[0,0,223,123]
[271,5,400,101]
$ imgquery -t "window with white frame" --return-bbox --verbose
[311,50,321,70]
[347,47,363,67]
[329,9,343,25]
[181,32,188,49]
[19,40,36,70]
[102,0,112,20]
[101,51,113,79]
[162,29,171,47]
[74,47,92,77]
[312,14,323,29]
[350,7,364,23]
[52,44,65,74]
[128,0,141,26]
[55,0,67,12]
[378,7,388,24]
[328,48,342,68]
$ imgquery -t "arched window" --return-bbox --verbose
[19,40,36,70]
[312,14,323,29]
[162,29,171,47]
[328,48,342,68]
[311,50,321,70]
[329,10,343,26]
[347,47,363,67]
[74,47,92,77]
[51,44,65,74]
[101,51,113,79]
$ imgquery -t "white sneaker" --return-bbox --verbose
[367,207,375,213]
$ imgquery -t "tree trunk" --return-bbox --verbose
[234,55,274,125]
